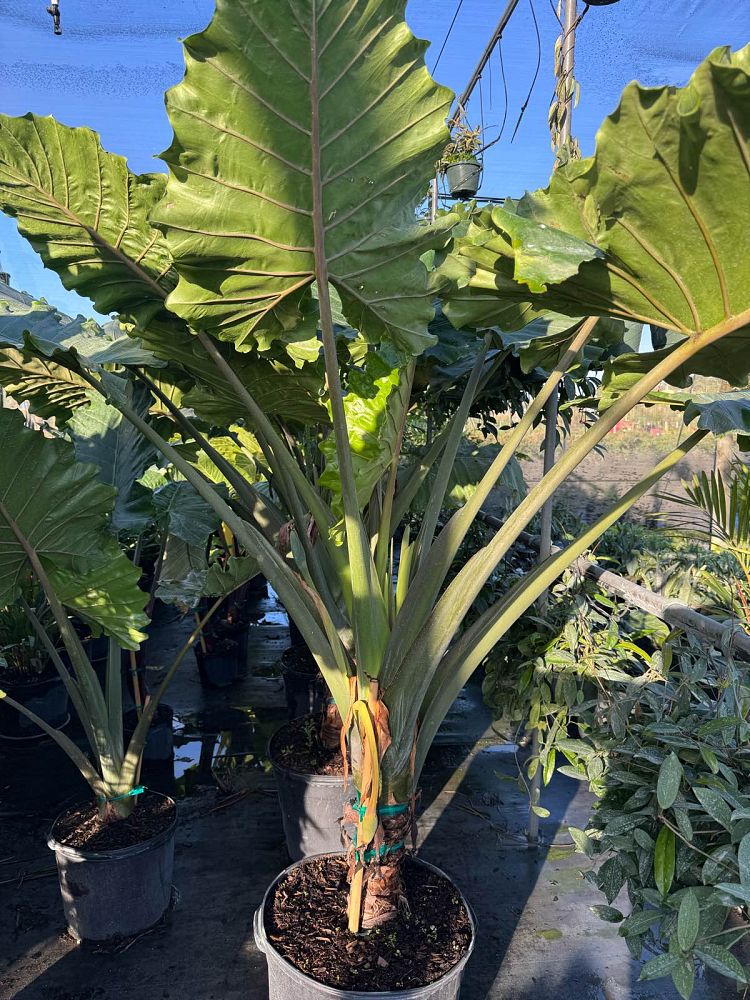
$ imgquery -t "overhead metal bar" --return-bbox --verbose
[453,0,522,114]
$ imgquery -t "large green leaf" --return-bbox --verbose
[152,481,222,547]
[442,45,750,379]
[498,315,641,375]
[154,0,453,355]
[0,303,163,370]
[69,386,158,533]
[0,408,148,648]
[0,349,91,423]
[0,114,178,330]
[204,554,261,597]
[137,323,328,427]
[155,537,209,609]
[410,441,526,512]
[318,361,409,513]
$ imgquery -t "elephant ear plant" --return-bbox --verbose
[0,405,213,821]
[0,3,749,980]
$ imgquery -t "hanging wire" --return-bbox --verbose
[479,74,486,139]
[548,0,562,26]
[431,0,466,73]
[478,39,509,155]
[510,0,542,142]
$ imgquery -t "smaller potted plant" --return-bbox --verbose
[438,111,483,199]
[0,407,215,942]
[0,595,69,740]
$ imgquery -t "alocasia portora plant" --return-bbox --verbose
[0,6,748,938]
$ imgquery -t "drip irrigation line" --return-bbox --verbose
[431,0,466,74]
[511,0,543,142]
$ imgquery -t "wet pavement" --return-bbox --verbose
[0,586,734,999]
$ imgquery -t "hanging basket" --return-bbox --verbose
[445,160,482,200]
[586,0,622,6]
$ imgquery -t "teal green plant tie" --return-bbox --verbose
[360,841,405,862]
[352,793,409,821]
[351,795,409,859]
[97,785,145,804]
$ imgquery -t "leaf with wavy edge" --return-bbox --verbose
[137,322,327,426]
[153,481,222,548]
[0,349,91,422]
[154,0,453,355]
[0,303,164,369]
[0,114,178,330]
[442,46,750,379]
[204,554,261,598]
[0,407,148,649]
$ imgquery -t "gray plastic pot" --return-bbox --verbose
[254,853,475,1000]
[269,721,353,861]
[47,793,177,942]
[445,161,481,199]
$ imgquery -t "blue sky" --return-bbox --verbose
[0,0,747,319]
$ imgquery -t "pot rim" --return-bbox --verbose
[444,160,483,176]
[48,790,178,862]
[0,713,71,743]
[255,851,476,998]
[0,669,66,693]
[268,717,352,785]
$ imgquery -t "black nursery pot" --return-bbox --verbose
[0,672,69,740]
[123,703,174,762]
[195,638,240,688]
[47,793,177,942]
[281,648,327,720]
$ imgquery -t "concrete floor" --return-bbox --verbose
[0,588,734,999]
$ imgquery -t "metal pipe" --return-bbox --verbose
[478,513,750,661]
[528,0,578,845]
[559,0,578,147]
[454,0,522,113]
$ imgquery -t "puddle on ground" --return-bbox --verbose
[480,743,520,754]
[169,705,286,796]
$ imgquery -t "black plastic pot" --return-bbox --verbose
[254,853,475,999]
[269,720,353,861]
[445,161,481,199]
[0,672,69,740]
[123,703,174,762]
[288,618,306,649]
[280,647,326,719]
[246,573,268,597]
[47,793,177,942]
[0,735,88,810]
[195,640,239,688]
[282,665,327,719]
